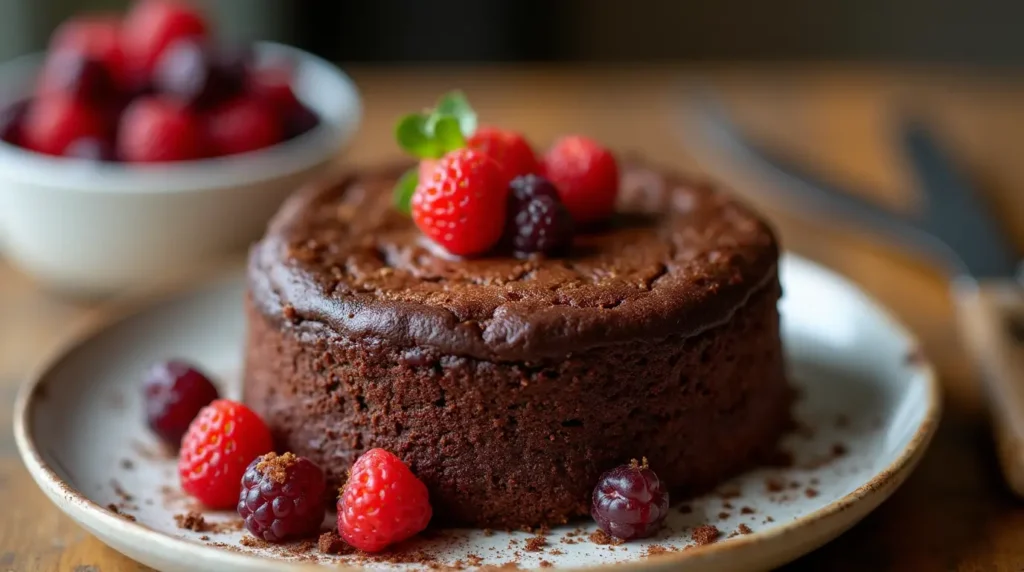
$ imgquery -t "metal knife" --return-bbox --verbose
[685,95,1024,495]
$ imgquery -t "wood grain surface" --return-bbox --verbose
[3,66,1024,571]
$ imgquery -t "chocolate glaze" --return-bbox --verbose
[248,162,779,361]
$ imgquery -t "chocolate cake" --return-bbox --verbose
[243,162,792,528]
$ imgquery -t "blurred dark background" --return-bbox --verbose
[3,0,1023,67]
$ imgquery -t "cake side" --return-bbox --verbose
[243,276,790,527]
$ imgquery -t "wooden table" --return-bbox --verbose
[4,66,1024,571]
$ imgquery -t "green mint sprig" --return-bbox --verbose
[393,91,478,214]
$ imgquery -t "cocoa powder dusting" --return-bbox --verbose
[540,561,553,568]
[239,536,270,548]
[741,506,755,515]
[175,511,208,532]
[805,488,820,498]
[832,443,848,456]
[589,529,623,545]
[691,525,720,546]
[766,478,786,492]
[737,523,752,535]
[318,531,354,555]
[524,535,547,552]
[255,452,297,485]
[106,504,136,521]
[718,512,730,520]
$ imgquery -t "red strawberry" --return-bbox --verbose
[178,399,273,509]
[123,0,208,85]
[337,449,432,553]
[542,135,620,225]
[411,148,508,256]
[467,126,539,186]
[47,15,129,91]
[21,96,107,156]
[206,96,282,156]
[117,96,204,162]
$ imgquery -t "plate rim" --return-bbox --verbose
[13,254,942,572]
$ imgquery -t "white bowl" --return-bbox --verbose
[0,42,361,296]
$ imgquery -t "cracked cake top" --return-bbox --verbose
[248,162,779,361]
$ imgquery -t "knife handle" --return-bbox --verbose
[954,278,1024,496]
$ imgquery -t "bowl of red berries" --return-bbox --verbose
[0,0,361,295]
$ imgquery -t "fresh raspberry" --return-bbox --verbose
[0,100,28,145]
[467,126,539,186]
[37,51,116,103]
[503,174,574,256]
[411,148,507,256]
[123,0,208,84]
[206,96,283,156]
[542,135,620,225]
[337,448,432,553]
[143,360,219,447]
[21,96,106,156]
[153,39,243,109]
[238,452,326,543]
[47,15,129,91]
[248,60,300,113]
[591,458,669,541]
[117,96,204,162]
[178,399,273,508]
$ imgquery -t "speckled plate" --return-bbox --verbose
[14,254,940,571]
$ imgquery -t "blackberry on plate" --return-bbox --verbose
[238,452,327,543]
[591,457,669,541]
[143,359,218,447]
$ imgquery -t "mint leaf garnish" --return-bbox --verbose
[435,91,477,137]
[393,168,419,214]
[431,116,466,154]
[395,114,443,158]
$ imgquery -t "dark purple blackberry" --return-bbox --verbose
[283,103,319,140]
[143,360,219,447]
[153,40,244,109]
[504,174,574,256]
[238,452,327,543]
[0,100,29,145]
[591,458,669,541]
[64,136,116,161]
[41,52,116,102]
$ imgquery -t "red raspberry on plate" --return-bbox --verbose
[47,15,129,91]
[143,360,219,447]
[542,135,620,226]
[337,448,432,553]
[206,96,283,156]
[117,96,204,162]
[467,126,539,186]
[123,0,208,84]
[21,96,106,156]
[591,457,669,541]
[411,148,508,256]
[238,452,326,543]
[178,399,273,509]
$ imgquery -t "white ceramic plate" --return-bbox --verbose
[14,255,940,572]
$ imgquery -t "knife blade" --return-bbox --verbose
[684,94,978,277]
[683,91,1024,497]
[901,119,1019,278]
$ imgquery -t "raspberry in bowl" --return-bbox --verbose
[0,0,361,295]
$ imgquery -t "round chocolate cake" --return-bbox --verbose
[243,162,792,528]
